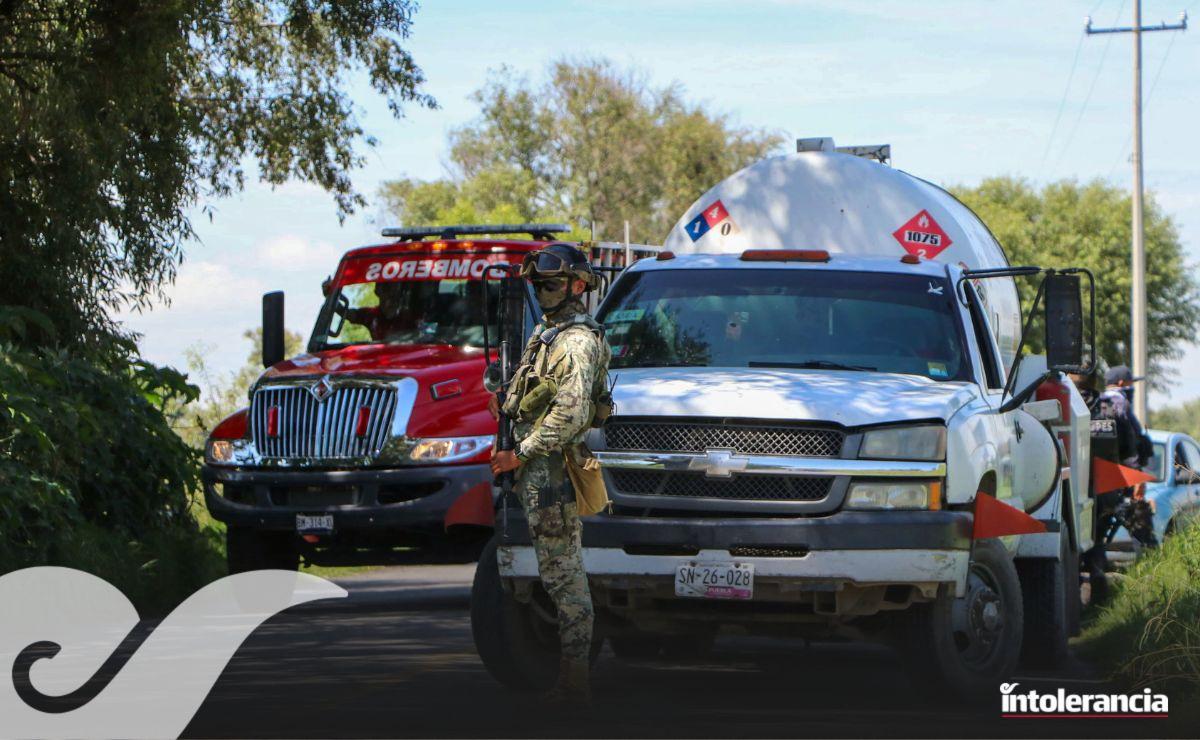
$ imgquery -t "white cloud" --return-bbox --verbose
[255,234,343,271]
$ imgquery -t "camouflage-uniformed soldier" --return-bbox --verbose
[489,244,611,702]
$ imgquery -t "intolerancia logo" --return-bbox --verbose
[1000,682,1169,718]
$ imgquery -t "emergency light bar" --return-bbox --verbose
[381,223,571,241]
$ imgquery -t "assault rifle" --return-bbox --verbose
[482,265,529,543]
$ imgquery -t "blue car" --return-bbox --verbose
[1106,428,1200,564]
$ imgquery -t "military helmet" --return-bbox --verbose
[520,243,599,291]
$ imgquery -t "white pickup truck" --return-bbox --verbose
[472,140,1097,695]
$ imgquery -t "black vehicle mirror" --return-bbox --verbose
[1044,273,1083,371]
[262,291,285,368]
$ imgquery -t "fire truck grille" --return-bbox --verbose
[250,385,398,459]
[610,470,832,502]
[604,420,844,458]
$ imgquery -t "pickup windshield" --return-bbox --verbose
[310,253,503,350]
[599,268,970,381]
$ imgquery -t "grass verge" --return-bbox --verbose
[1076,522,1200,726]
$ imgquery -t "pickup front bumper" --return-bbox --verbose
[202,463,493,538]
[498,510,974,608]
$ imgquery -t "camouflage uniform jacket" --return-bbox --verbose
[502,304,611,462]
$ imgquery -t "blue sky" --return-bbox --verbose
[119,0,1200,408]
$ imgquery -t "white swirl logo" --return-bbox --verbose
[0,566,346,739]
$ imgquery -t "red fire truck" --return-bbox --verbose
[202,224,604,572]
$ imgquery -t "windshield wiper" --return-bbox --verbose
[748,360,876,372]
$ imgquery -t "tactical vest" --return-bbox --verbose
[504,313,613,429]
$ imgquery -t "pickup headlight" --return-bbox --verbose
[205,439,236,465]
[846,481,941,510]
[409,435,493,463]
[861,425,946,461]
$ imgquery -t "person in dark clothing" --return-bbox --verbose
[1102,365,1157,549]
[1071,370,1126,604]
[1104,365,1153,468]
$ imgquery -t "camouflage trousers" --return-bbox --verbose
[515,450,594,664]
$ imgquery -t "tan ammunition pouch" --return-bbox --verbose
[566,444,610,516]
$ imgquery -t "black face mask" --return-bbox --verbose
[533,278,572,314]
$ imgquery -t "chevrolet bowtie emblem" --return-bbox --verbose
[688,449,748,478]
[309,374,334,402]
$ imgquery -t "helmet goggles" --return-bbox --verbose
[520,250,574,281]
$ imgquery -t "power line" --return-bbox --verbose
[1041,0,1109,177]
[1052,0,1128,175]
[1039,33,1087,173]
[1106,26,1180,178]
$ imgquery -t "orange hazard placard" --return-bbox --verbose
[893,209,953,259]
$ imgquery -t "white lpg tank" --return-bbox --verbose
[662,142,1022,369]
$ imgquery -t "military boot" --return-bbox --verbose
[542,656,591,707]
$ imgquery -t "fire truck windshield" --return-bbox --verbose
[312,277,500,349]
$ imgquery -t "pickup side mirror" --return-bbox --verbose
[1044,274,1083,371]
[262,291,285,368]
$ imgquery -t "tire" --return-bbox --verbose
[226,528,299,574]
[1017,530,1070,668]
[892,539,1023,699]
[469,537,559,691]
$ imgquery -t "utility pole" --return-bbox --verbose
[1085,3,1186,422]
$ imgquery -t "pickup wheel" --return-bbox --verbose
[226,528,299,574]
[893,539,1023,698]
[471,536,603,691]
[1017,530,1072,668]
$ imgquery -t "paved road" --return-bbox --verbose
[183,565,1177,739]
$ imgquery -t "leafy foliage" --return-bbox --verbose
[0,0,434,345]
[380,58,784,242]
[952,178,1200,383]
[1150,400,1200,441]
[0,307,221,609]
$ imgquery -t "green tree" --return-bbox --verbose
[379,58,784,242]
[952,177,1200,383]
[1150,400,1200,441]
[0,0,435,347]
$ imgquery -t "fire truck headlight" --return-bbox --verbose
[409,435,494,463]
[205,440,236,465]
[846,481,939,510]
[861,425,946,461]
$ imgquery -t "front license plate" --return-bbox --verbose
[675,562,754,600]
[295,514,334,534]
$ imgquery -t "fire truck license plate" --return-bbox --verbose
[675,562,754,600]
[295,514,334,534]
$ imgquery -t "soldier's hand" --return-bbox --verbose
[491,450,521,475]
[487,394,500,421]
